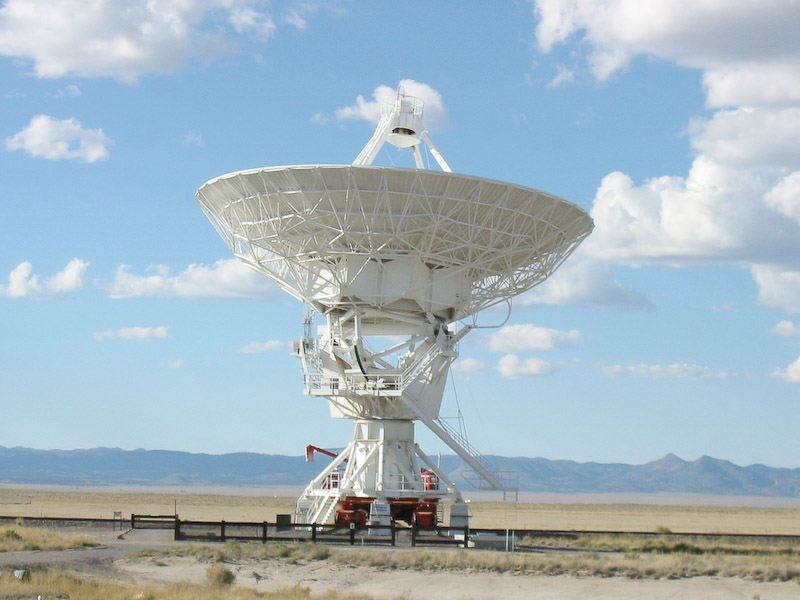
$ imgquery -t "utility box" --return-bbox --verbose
[449,501,470,527]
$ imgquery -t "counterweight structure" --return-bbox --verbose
[197,91,593,527]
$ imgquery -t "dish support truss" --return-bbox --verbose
[293,306,517,526]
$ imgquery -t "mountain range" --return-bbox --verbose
[1,445,799,497]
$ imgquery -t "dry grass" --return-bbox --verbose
[522,532,800,556]
[331,545,800,582]
[137,540,331,563]
[0,569,369,600]
[0,523,96,552]
[136,538,800,583]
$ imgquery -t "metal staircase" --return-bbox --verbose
[398,392,516,493]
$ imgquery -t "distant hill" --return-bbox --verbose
[1,446,799,497]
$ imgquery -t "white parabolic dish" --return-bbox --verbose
[197,164,593,323]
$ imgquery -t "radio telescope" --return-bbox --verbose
[197,90,593,527]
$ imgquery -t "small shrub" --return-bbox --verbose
[1,529,22,541]
[206,562,235,587]
[655,526,673,534]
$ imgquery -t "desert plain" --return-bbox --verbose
[2,485,800,599]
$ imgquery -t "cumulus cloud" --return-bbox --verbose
[765,171,800,225]
[5,115,111,162]
[105,258,279,299]
[751,266,800,314]
[332,79,448,130]
[0,259,88,298]
[488,324,580,352]
[530,1,800,313]
[94,326,168,342]
[451,357,487,374]
[771,321,800,337]
[0,0,280,82]
[520,257,653,310]
[497,354,555,379]
[601,363,726,379]
[533,0,800,93]
[772,356,800,383]
[689,108,800,168]
[237,340,290,353]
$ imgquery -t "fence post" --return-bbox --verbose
[220,520,226,541]
[262,521,268,544]
[411,524,416,547]
[174,517,180,541]
[131,514,136,529]
[349,522,355,545]
[391,524,396,547]
[464,525,469,549]
[312,523,317,542]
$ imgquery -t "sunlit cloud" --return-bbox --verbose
[0,0,287,82]
[531,0,800,313]
[771,321,800,337]
[94,326,168,341]
[0,259,88,298]
[237,340,291,354]
[451,357,488,374]
[5,115,110,162]
[772,356,800,383]
[497,354,555,379]
[601,363,727,379]
[330,79,448,130]
[488,324,580,352]
[105,259,279,300]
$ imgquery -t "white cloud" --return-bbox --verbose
[497,354,555,379]
[771,321,800,338]
[0,0,279,82]
[533,0,800,97]
[227,6,275,39]
[703,62,800,108]
[451,357,487,374]
[237,340,290,354]
[547,64,575,87]
[765,171,800,225]
[5,115,111,162]
[55,84,81,98]
[772,356,800,383]
[520,257,653,309]
[530,1,800,314]
[601,363,726,379]
[488,324,580,352]
[751,266,800,314]
[333,79,448,130]
[182,131,205,147]
[94,326,168,342]
[689,108,800,168]
[105,258,279,300]
[0,259,88,298]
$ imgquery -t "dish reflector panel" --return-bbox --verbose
[197,164,593,322]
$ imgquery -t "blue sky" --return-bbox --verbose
[2,0,800,469]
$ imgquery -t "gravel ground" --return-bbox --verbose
[0,527,178,580]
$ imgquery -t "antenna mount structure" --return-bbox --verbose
[197,89,593,527]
